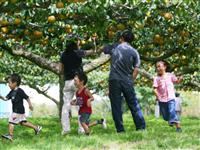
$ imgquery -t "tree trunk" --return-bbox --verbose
[59,75,64,119]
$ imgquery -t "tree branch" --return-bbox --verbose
[84,53,110,73]
[27,83,59,106]
[140,49,179,62]
[138,69,154,80]
[1,44,60,75]
[1,44,199,90]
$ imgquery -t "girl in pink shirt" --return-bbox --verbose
[153,61,182,132]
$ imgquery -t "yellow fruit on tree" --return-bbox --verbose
[154,34,161,41]
[10,0,17,4]
[58,14,66,20]
[66,28,72,33]
[164,0,169,5]
[164,12,173,20]
[108,31,115,38]
[80,40,86,45]
[181,55,186,60]
[8,34,14,39]
[42,38,49,45]
[56,2,64,8]
[1,27,8,33]
[33,31,43,38]
[0,0,6,4]
[48,28,55,33]
[146,11,151,17]
[14,18,21,25]
[92,33,97,37]
[167,27,174,33]
[107,25,115,31]
[0,51,3,58]
[117,23,125,30]
[0,19,8,26]
[134,22,144,29]
[48,15,56,23]
[153,34,164,45]
[180,31,189,37]
[196,47,200,53]
[65,24,71,29]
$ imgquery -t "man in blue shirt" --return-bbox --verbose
[104,30,146,132]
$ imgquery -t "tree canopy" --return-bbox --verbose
[0,0,199,93]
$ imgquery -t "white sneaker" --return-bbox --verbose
[102,119,107,129]
[78,130,85,134]
[2,134,13,141]
[35,126,42,135]
[61,130,70,136]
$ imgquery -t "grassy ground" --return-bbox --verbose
[0,114,199,150]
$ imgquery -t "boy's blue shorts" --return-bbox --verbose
[159,99,180,125]
[80,113,91,125]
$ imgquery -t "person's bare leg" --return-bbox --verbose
[8,123,14,137]
[175,122,181,128]
[175,122,182,132]
[81,123,90,135]
[88,121,98,127]
[21,121,37,130]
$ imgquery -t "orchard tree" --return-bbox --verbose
[0,0,199,115]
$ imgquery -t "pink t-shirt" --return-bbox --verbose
[153,73,178,102]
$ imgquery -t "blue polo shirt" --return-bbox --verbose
[104,42,140,83]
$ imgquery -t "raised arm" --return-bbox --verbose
[175,76,183,84]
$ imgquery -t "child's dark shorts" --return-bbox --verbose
[79,113,91,125]
[159,99,180,125]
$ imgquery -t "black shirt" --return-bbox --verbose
[6,88,29,114]
[60,50,85,80]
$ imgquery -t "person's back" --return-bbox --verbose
[103,30,146,133]
[109,42,140,82]
[61,50,82,80]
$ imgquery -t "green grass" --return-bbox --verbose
[0,114,200,150]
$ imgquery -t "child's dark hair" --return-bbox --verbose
[65,39,78,52]
[76,71,87,85]
[156,60,171,72]
[120,29,134,43]
[8,73,21,86]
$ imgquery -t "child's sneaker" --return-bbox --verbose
[176,127,182,133]
[35,126,42,135]
[101,119,107,129]
[2,134,13,141]
[78,130,85,135]
[61,130,70,136]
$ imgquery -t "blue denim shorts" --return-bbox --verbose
[80,113,91,125]
[159,99,180,124]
